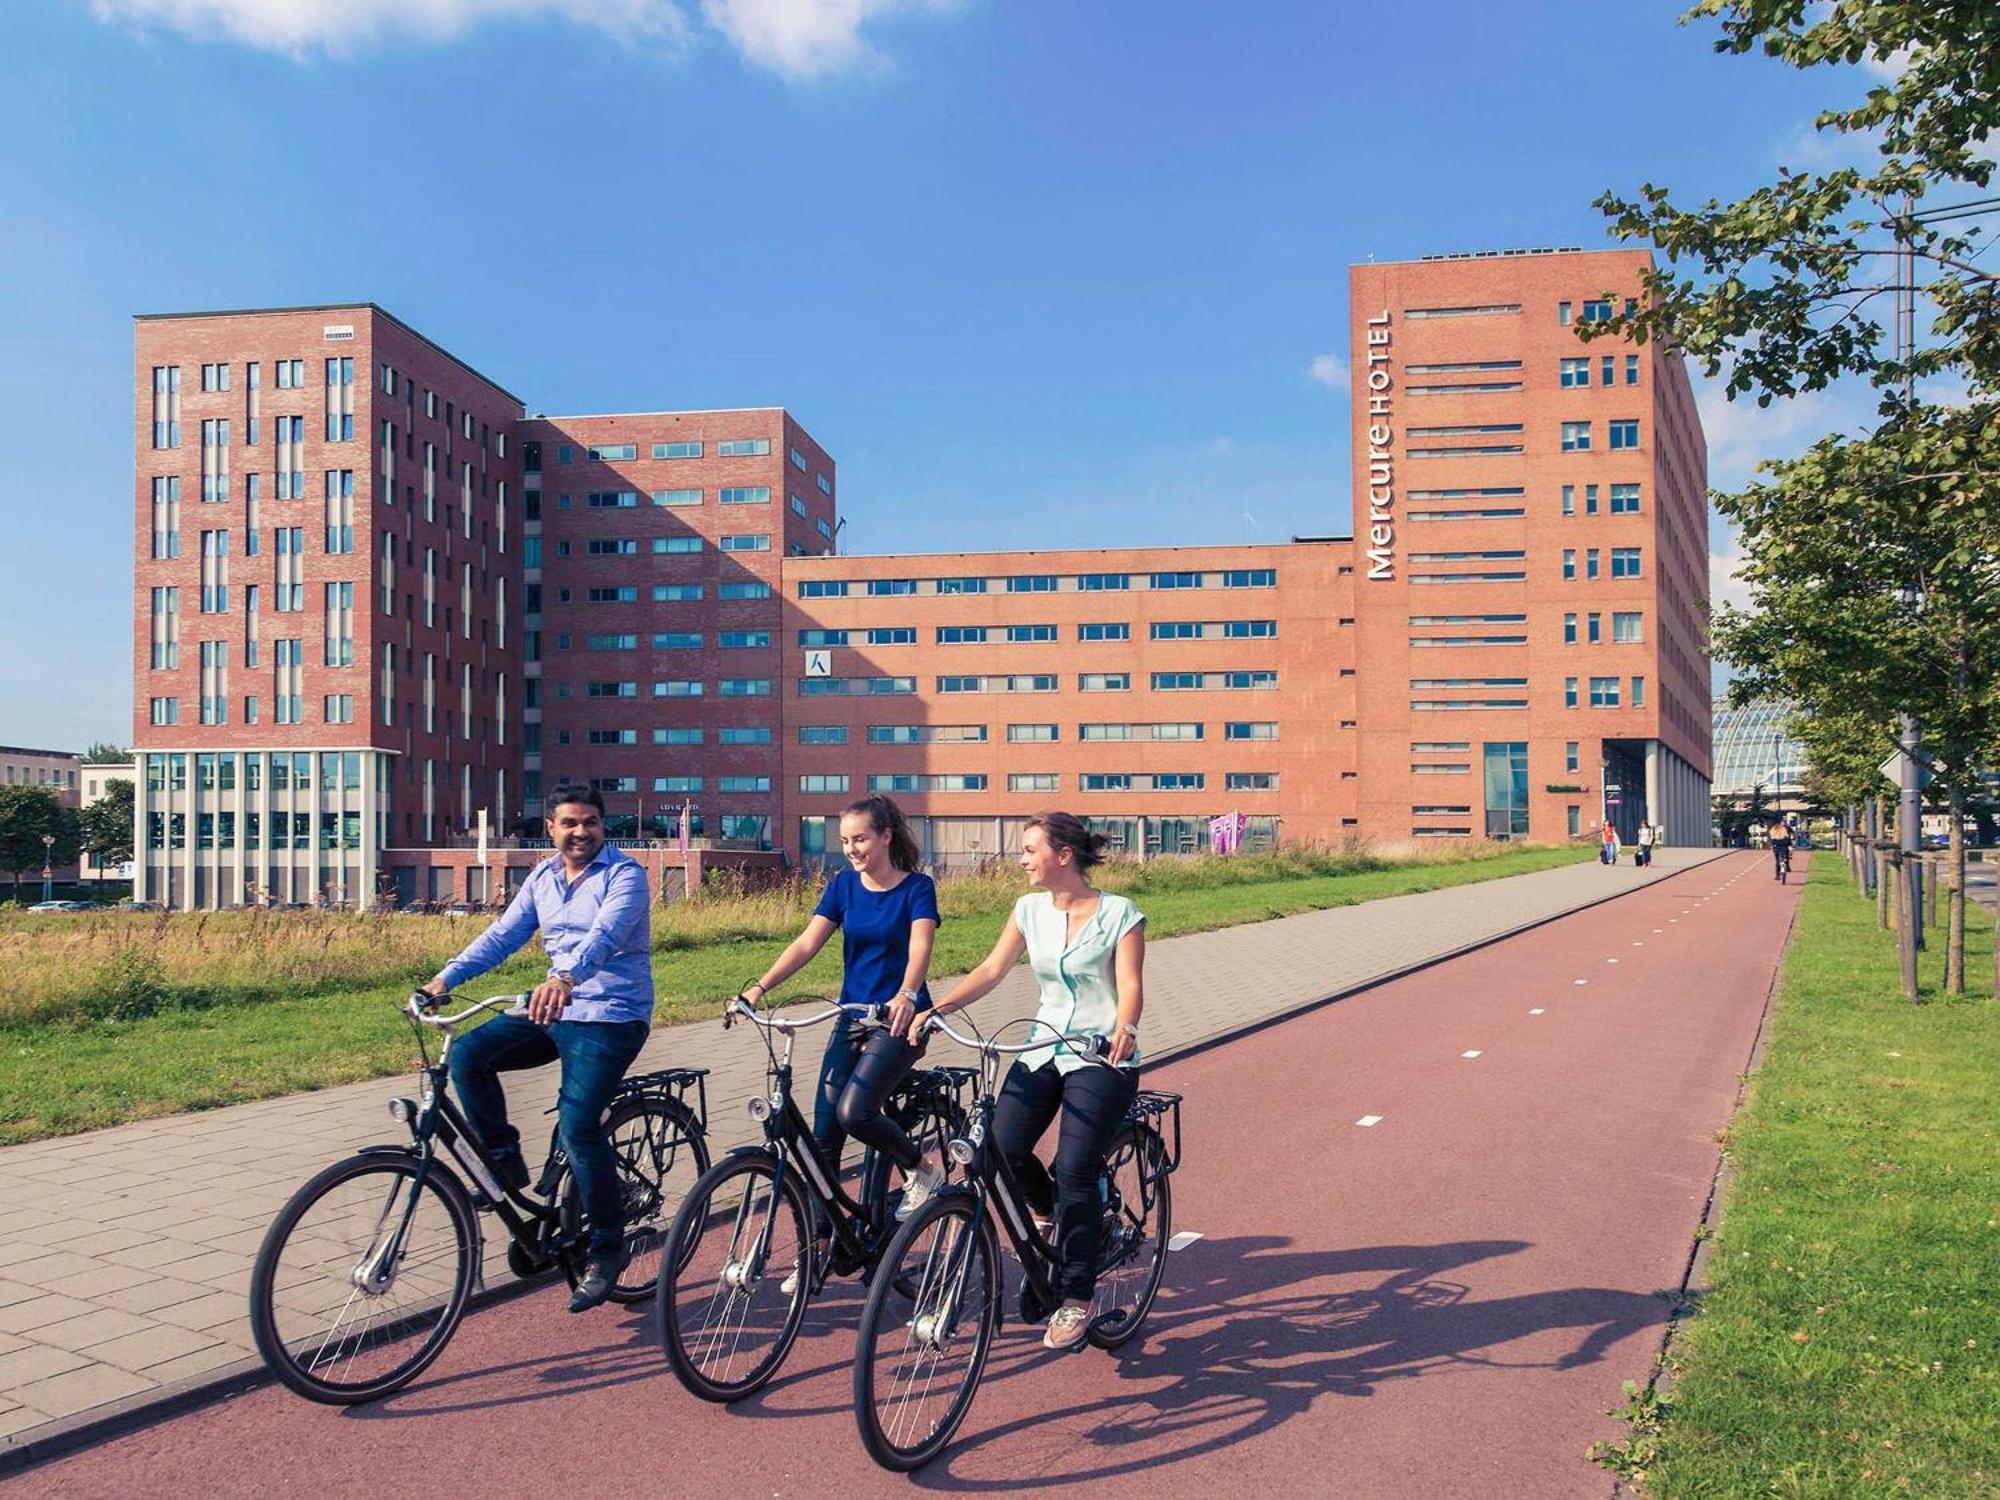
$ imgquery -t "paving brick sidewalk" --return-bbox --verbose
[0,847,1721,1458]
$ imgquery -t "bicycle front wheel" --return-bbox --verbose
[1087,1124,1172,1350]
[249,1152,477,1404]
[554,1094,709,1303]
[655,1152,813,1402]
[853,1192,999,1472]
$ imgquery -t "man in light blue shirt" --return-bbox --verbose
[422,782,653,1311]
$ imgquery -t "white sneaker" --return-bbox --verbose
[896,1164,947,1221]
[780,1264,802,1298]
[1043,1302,1090,1351]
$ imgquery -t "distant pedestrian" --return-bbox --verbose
[1636,820,1656,868]
[1601,818,1620,866]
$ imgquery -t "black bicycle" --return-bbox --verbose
[654,998,974,1403]
[851,1013,1182,1471]
[249,991,710,1404]
[1775,842,1793,883]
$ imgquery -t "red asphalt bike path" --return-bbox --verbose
[9,851,1800,1498]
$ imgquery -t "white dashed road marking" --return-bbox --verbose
[1574,978,1589,986]
[1529,1008,1545,1015]
[1355,1115,1383,1128]
[1167,1231,1204,1252]
[1461,1050,1482,1059]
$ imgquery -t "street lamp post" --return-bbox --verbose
[41,833,54,904]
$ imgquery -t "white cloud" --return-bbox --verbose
[1709,531,1753,618]
[701,0,958,80]
[1307,353,1349,391]
[89,0,961,75]
[1693,373,1869,493]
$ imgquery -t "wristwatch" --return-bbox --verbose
[896,988,920,1004]
[550,970,576,987]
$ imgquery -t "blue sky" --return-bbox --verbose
[0,0,1881,750]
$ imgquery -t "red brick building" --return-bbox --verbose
[132,305,525,907]
[130,249,1710,907]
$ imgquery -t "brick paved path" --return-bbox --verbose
[0,848,1719,1461]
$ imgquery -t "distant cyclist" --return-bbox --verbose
[421,782,652,1313]
[1768,816,1794,880]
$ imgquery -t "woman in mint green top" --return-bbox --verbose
[930,811,1145,1351]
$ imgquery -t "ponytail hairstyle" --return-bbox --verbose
[845,794,922,873]
[1025,810,1111,873]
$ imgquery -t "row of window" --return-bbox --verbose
[789,772,1277,795]
[791,620,1278,647]
[796,720,1279,744]
[1563,676,1648,708]
[1403,483,1644,521]
[1559,419,1641,452]
[565,533,773,556]
[1400,297,1628,326]
[149,694,353,727]
[795,568,1276,600]
[550,582,771,604]
[1562,547,1644,580]
[1560,355,1642,387]
[1564,611,1645,644]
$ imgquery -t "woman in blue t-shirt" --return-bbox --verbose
[740,795,946,1220]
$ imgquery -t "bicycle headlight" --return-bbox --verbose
[388,1097,417,1123]
[946,1136,976,1166]
[747,1096,773,1122]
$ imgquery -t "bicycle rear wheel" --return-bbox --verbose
[655,1152,813,1402]
[249,1152,477,1404]
[1087,1124,1172,1349]
[853,1192,999,1471]
[554,1095,708,1303]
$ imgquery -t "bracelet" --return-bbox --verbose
[1113,1021,1140,1038]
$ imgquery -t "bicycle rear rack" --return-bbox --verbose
[1128,1090,1183,1175]
[618,1066,711,1135]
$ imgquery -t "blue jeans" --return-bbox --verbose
[447,1013,650,1257]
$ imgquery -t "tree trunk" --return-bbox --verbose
[1948,791,1966,995]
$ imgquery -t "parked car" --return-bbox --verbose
[27,900,92,912]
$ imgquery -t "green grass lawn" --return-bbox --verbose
[3,842,1592,1144]
[1601,856,2000,1496]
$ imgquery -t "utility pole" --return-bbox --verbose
[1894,195,1925,953]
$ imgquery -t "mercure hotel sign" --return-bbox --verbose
[1364,310,1395,580]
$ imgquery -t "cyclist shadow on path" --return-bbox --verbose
[338,1300,670,1420]
[900,1233,1677,1492]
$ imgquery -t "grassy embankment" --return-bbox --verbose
[1596,854,2000,1495]
[0,841,1594,1143]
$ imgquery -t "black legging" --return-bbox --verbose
[813,1013,926,1174]
[1773,840,1792,875]
[990,1059,1139,1303]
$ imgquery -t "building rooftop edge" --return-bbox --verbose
[133,302,526,407]
[789,536,1353,563]
[523,407,793,422]
[0,745,84,760]
[1353,245,1655,269]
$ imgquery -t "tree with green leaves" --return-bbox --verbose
[79,779,134,888]
[0,785,82,902]
[82,743,132,766]
[1588,0,2000,994]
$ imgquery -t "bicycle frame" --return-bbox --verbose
[726,1000,968,1290]
[395,994,707,1263]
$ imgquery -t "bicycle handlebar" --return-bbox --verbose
[920,1010,1109,1061]
[724,996,886,1033]
[406,992,528,1029]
